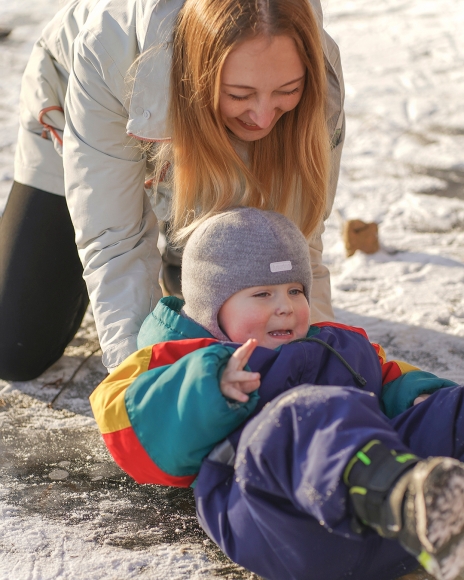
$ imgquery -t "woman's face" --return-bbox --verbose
[219,35,305,142]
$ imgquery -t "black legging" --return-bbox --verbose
[0,182,89,380]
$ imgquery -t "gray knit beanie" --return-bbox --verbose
[182,208,312,340]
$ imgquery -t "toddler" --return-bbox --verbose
[91,208,464,580]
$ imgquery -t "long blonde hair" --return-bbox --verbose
[152,0,329,243]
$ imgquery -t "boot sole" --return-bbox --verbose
[413,457,464,580]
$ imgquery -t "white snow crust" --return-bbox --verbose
[0,0,463,578]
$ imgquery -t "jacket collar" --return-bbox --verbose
[137,296,214,348]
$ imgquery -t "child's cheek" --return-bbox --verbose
[242,313,268,341]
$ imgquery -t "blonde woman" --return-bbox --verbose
[0,0,344,379]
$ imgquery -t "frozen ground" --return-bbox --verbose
[0,0,463,578]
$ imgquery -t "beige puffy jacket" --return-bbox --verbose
[14,0,345,370]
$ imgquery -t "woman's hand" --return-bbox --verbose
[220,339,261,402]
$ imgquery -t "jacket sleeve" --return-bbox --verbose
[64,28,162,371]
[371,343,458,418]
[309,44,345,324]
[90,343,259,487]
[308,226,334,323]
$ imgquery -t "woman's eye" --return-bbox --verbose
[228,88,299,101]
[229,94,250,101]
[282,87,300,96]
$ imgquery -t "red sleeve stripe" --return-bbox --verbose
[103,428,196,487]
[371,342,402,384]
[148,338,218,370]
[371,343,387,364]
[379,361,403,385]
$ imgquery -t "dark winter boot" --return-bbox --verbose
[344,441,464,580]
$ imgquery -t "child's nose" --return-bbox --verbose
[276,297,293,315]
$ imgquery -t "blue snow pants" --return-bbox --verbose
[195,384,464,580]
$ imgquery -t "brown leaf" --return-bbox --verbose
[343,219,380,257]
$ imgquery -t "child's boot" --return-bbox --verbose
[344,440,464,580]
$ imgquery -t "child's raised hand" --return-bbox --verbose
[220,338,261,403]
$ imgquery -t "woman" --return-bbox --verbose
[0,0,344,379]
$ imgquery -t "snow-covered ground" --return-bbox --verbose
[324,0,464,384]
[0,0,463,578]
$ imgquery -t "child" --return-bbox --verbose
[91,208,464,580]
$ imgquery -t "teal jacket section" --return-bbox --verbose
[137,296,212,347]
[381,371,457,418]
[125,343,259,477]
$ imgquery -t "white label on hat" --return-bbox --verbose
[270,261,292,273]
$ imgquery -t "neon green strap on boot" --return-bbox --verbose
[344,440,419,538]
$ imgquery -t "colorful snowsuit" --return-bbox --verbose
[90,297,463,580]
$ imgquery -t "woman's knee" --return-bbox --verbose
[0,341,55,381]
[0,289,88,381]
[0,182,89,381]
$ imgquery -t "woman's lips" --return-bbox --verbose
[235,118,264,131]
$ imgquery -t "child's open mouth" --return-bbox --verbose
[268,330,293,338]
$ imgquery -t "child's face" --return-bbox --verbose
[218,283,310,349]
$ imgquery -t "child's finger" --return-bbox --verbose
[232,339,258,370]
[220,372,260,399]
[221,383,251,403]
[238,378,261,393]
[226,377,260,394]
[227,343,253,373]
[226,370,260,385]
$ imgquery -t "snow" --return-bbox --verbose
[0,508,218,580]
[321,0,464,385]
[0,0,463,577]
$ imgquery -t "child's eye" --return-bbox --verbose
[253,292,270,298]
[289,288,304,296]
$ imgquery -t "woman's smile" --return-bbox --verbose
[236,117,268,131]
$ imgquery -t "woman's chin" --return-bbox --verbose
[230,129,268,142]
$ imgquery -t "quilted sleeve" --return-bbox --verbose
[371,342,457,418]
[90,342,258,486]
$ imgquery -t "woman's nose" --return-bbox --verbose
[248,100,276,129]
